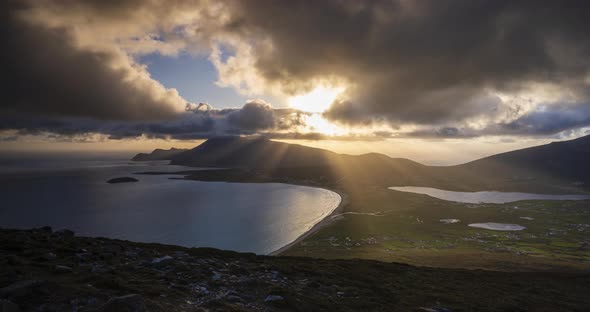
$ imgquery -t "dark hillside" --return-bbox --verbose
[2,227,589,311]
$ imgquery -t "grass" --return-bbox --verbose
[282,188,590,271]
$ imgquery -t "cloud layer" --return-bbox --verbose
[0,1,189,121]
[220,1,590,127]
[2,0,590,142]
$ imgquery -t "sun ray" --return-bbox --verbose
[288,86,344,113]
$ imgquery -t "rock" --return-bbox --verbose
[151,255,172,264]
[0,299,20,312]
[39,252,57,262]
[40,226,53,233]
[211,271,221,281]
[12,233,29,243]
[102,244,122,255]
[106,177,139,184]
[54,229,75,239]
[264,295,284,303]
[99,294,145,312]
[173,251,189,258]
[54,265,73,273]
[90,264,109,274]
[5,255,22,266]
[225,295,243,303]
[150,255,173,269]
[238,277,258,286]
[76,253,92,263]
[87,297,99,306]
[100,253,115,261]
[0,280,43,299]
[418,307,450,312]
[123,251,138,259]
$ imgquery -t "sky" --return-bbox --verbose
[1,0,590,165]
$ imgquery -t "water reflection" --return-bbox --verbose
[389,186,590,204]
[0,161,340,254]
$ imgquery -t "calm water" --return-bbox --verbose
[389,186,590,204]
[468,223,526,231]
[0,158,340,254]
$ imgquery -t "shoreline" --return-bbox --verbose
[136,168,350,256]
[269,187,349,256]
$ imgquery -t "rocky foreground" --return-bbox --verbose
[1,228,589,312]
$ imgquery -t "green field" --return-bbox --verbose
[281,187,590,271]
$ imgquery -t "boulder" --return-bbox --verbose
[264,295,285,303]
[54,229,75,239]
[54,265,73,273]
[0,299,20,312]
[99,294,145,312]
[0,280,43,299]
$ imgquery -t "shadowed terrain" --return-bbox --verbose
[133,136,590,271]
[136,135,590,194]
[1,227,590,311]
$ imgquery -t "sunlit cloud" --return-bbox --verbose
[288,86,345,113]
[2,0,590,147]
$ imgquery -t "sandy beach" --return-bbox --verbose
[269,188,349,256]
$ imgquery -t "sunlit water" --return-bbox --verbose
[0,158,341,254]
[389,186,590,204]
[468,223,526,231]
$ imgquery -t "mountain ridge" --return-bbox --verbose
[133,135,590,193]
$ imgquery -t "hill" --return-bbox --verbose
[2,227,589,311]
[131,148,188,161]
[133,135,590,193]
[424,135,590,193]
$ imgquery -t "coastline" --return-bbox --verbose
[137,168,350,256]
[269,187,349,256]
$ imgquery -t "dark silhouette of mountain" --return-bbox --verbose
[163,136,425,186]
[131,148,188,161]
[424,135,590,192]
[167,136,418,168]
[133,135,590,193]
[462,134,590,181]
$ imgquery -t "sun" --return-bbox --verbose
[288,86,344,113]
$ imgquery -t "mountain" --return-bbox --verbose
[168,136,340,168]
[131,148,188,161]
[166,136,425,186]
[461,134,590,182]
[133,135,590,193]
[168,136,421,168]
[426,135,590,192]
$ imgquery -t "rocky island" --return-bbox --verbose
[106,177,139,184]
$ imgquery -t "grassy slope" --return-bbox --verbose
[282,187,590,271]
[2,228,590,311]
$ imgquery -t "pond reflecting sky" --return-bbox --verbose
[389,186,590,204]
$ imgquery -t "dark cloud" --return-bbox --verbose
[222,0,590,125]
[404,104,590,138]
[0,1,186,121]
[226,100,276,131]
[2,0,590,141]
[499,104,590,136]
[0,101,315,141]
